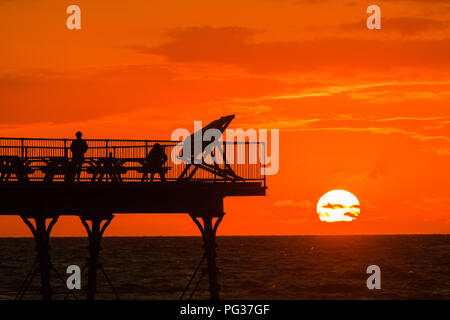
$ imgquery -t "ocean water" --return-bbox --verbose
[0,235,449,300]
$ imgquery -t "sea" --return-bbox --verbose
[0,235,449,300]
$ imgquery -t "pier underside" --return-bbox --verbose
[0,181,265,300]
[0,181,264,216]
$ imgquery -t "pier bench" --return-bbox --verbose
[87,157,128,182]
[0,156,34,182]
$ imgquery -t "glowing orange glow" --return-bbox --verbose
[0,0,449,236]
[317,190,360,222]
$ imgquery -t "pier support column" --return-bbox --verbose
[80,214,114,300]
[190,213,224,300]
[20,215,59,300]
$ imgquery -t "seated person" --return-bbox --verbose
[143,143,167,182]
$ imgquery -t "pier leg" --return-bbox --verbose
[80,215,114,300]
[20,215,59,300]
[190,213,224,300]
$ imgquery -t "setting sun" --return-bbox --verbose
[317,190,360,223]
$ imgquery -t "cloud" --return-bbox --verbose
[349,91,442,103]
[294,0,327,3]
[132,26,450,74]
[383,18,448,35]
[430,148,450,155]
[298,126,450,143]
[297,0,450,3]
[0,65,288,125]
[322,203,345,209]
[233,109,450,139]
[405,197,450,211]
[228,81,450,108]
[328,168,383,182]
[340,17,449,36]
[403,196,450,218]
[344,211,358,218]
[276,218,314,224]
[380,0,450,2]
[274,199,314,208]
[365,168,381,179]
[0,65,180,124]
[238,110,450,145]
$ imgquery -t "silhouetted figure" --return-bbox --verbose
[70,131,88,181]
[144,143,167,182]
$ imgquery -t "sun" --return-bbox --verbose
[317,190,360,222]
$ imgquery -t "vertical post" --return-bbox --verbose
[35,217,51,300]
[80,215,114,300]
[222,142,226,182]
[87,219,101,300]
[190,212,224,300]
[203,217,219,300]
[262,141,266,188]
[20,215,59,300]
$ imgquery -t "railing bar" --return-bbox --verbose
[0,139,265,182]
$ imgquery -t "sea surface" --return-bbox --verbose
[0,235,449,300]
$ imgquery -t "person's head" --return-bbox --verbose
[76,131,82,139]
[153,143,162,150]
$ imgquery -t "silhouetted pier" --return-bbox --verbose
[0,116,267,300]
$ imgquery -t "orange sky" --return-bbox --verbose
[0,0,449,236]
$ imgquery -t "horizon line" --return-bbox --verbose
[1,233,449,239]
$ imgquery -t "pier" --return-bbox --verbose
[0,115,266,300]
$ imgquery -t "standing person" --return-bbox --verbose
[70,131,88,181]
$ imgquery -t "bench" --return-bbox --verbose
[136,159,170,182]
[39,157,75,182]
[0,156,34,182]
[87,158,128,182]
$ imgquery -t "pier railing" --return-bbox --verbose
[0,138,265,184]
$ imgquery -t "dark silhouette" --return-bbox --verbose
[88,152,127,182]
[70,131,88,181]
[41,156,72,182]
[178,115,242,182]
[143,143,167,182]
[0,116,266,301]
[0,156,34,182]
